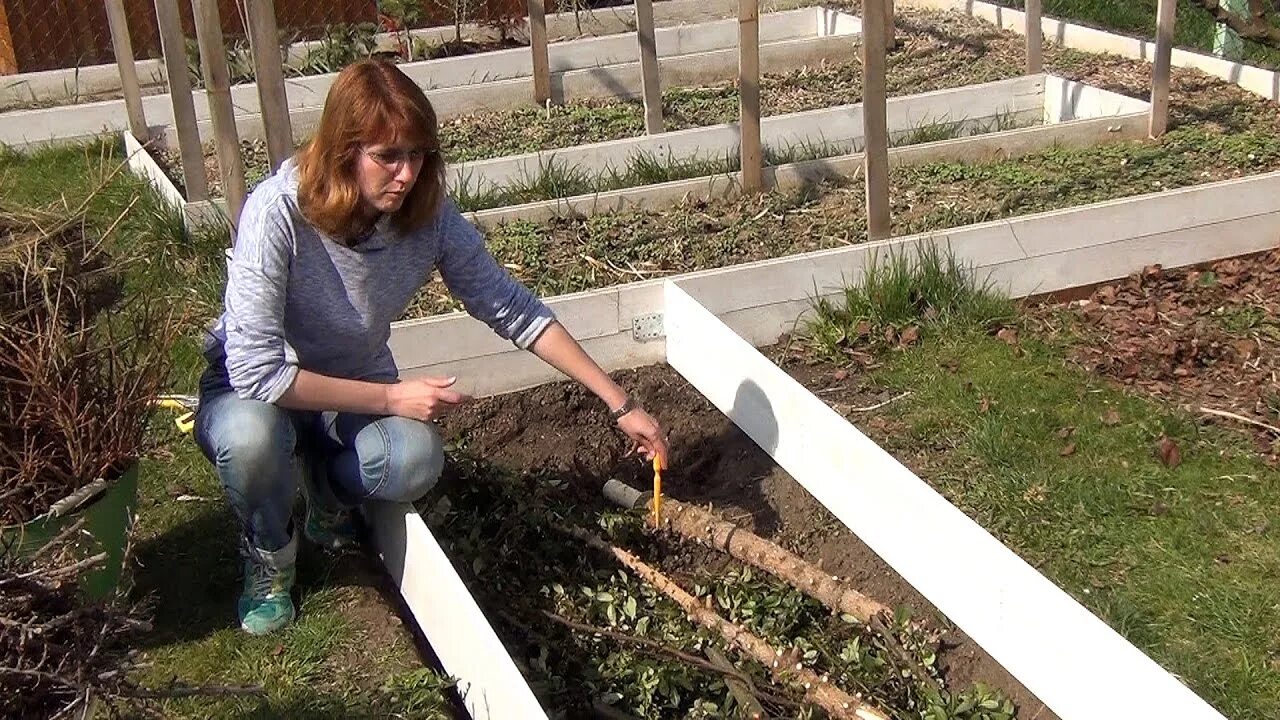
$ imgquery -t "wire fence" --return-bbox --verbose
[0,0,625,80]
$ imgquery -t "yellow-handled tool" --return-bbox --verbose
[154,394,198,435]
[651,455,663,525]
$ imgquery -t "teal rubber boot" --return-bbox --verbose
[238,531,297,636]
[298,450,360,553]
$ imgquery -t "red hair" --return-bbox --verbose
[296,59,446,240]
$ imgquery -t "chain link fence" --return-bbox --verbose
[0,0,630,84]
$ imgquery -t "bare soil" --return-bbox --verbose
[438,358,1057,719]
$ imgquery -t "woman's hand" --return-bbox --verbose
[384,375,471,421]
[617,406,668,469]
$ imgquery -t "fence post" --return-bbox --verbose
[738,0,761,192]
[0,2,17,75]
[153,0,208,202]
[636,0,663,134]
[527,0,550,106]
[1026,0,1043,74]
[1149,0,1176,139]
[245,0,293,173]
[862,0,890,241]
[885,0,895,50]
[192,0,247,230]
[104,0,148,142]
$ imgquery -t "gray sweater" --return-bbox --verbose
[204,157,556,403]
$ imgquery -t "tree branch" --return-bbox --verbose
[1191,0,1280,47]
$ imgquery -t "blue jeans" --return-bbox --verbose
[193,350,444,552]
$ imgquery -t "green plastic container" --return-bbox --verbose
[2,464,140,600]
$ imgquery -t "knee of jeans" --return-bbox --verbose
[205,400,296,475]
[366,419,445,503]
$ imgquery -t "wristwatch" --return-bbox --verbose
[610,395,637,421]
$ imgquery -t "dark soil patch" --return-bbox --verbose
[438,359,1057,718]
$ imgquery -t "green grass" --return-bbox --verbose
[0,140,453,718]
[800,250,1280,720]
[995,0,1280,69]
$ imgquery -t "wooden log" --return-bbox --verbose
[563,525,892,720]
[192,0,247,230]
[861,0,891,240]
[739,0,762,192]
[528,0,551,106]
[0,2,17,75]
[635,0,663,134]
[104,0,148,142]
[1149,0,1176,138]
[653,497,888,622]
[1026,0,1043,74]
[245,0,293,173]
[153,0,209,201]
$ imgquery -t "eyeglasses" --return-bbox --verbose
[360,146,434,169]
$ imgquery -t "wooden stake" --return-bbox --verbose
[0,1,18,75]
[1149,0,1176,138]
[635,0,663,134]
[105,0,148,142]
[1025,0,1043,74]
[885,0,896,51]
[861,0,891,241]
[527,0,551,106]
[245,0,293,173]
[192,0,248,230]
[153,0,209,201]
[738,0,762,192]
[563,525,892,720]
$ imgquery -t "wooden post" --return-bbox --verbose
[861,0,891,241]
[527,0,550,106]
[104,0,148,142]
[0,1,18,75]
[885,0,895,51]
[738,0,762,192]
[635,0,663,134]
[1149,0,1176,138]
[153,0,208,201]
[245,0,293,172]
[192,0,247,229]
[1025,0,1043,74]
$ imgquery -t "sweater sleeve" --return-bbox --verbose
[220,190,300,403]
[435,198,556,348]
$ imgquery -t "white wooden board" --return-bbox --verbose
[369,502,548,719]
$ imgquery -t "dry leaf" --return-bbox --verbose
[832,369,848,382]
[1102,409,1121,426]
[1157,436,1182,469]
[978,397,991,414]
[854,320,873,337]
[1056,426,1076,439]
[884,326,898,344]
[900,325,921,346]
[1059,443,1077,457]
[996,327,1019,345]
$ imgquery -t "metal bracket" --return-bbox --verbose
[631,313,664,342]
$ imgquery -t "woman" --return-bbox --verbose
[194,59,668,636]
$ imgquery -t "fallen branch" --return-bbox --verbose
[1199,406,1280,437]
[558,524,892,720]
[841,391,912,413]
